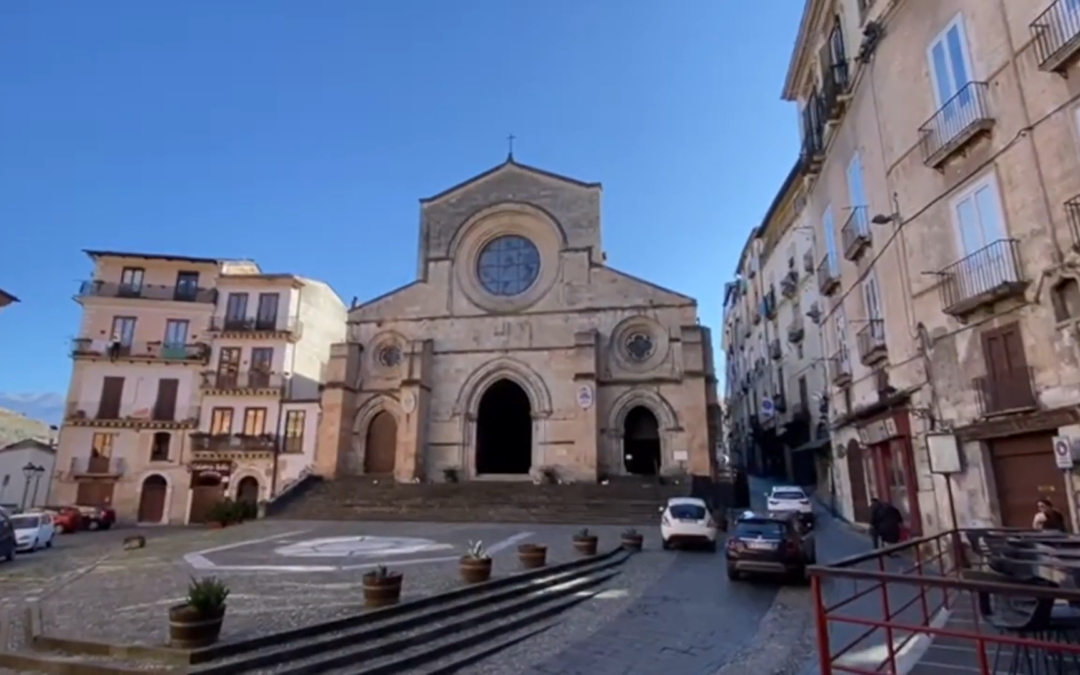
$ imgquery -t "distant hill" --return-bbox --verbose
[0,407,52,448]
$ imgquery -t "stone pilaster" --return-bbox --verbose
[314,342,362,478]
[572,329,601,482]
[395,339,433,482]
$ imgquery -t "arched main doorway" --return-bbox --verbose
[364,411,398,474]
[137,475,167,523]
[475,379,532,475]
[623,406,661,475]
[236,476,260,505]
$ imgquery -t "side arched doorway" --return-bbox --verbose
[236,476,260,505]
[137,475,168,523]
[475,379,532,475]
[623,406,661,475]
[364,411,398,474]
[188,472,224,524]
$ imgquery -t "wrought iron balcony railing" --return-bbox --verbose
[973,367,1037,416]
[829,348,852,386]
[70,339,209,363]
[69,456,125,476]
[856,319,888,366]
[77,281,216,304]
[1031,0,1080,74]
[209,315,303,336]
[65,402,199,425]
[787,317,805,343]
[841,206,872,261]
[769,339,782,360]
[191,433,279,453]
[1065,194,1080,251]
[817,255,841,296]
[938,239,1028,316]
[201,371,285,391]
[919,82,994,169]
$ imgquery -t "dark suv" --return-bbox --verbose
[0,513,16,563]
[725,511,815,582]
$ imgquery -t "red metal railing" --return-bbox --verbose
[811,528,1080,675]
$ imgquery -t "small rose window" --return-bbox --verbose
[625,333,655,362]
[377,345,402,368]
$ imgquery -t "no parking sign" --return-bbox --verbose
[1054,436,1074,470]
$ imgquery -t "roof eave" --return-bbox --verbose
[781,0,821,101]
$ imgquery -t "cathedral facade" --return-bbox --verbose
[315,158,719,483]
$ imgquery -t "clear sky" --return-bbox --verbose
[0,1,803,422]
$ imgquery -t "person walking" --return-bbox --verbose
[1034,498,1067,532]
[869,497,903,550]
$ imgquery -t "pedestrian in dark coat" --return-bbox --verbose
[869,497,903,549]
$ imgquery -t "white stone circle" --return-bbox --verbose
[273,535,452,559]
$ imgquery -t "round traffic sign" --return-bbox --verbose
[1056,439,1070,457]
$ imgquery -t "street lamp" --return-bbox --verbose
[20,463,44,511]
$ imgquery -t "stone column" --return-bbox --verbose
[572,330,601,482]
[395,339,433,483]
[314,342,362,478]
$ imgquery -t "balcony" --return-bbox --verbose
[841,206,872,261]
[191,433,279,454]
[762,290,778,320]
[752,307,762,325]
[1066,194,1080,252]
[856,319,888,366]
[919,82,994,169]
[201,371,285,394]
[939,239,1028,317]
[780,271,799,299]
[69,456,125,478]
[830,349,852,386]
[70,339,209,364]
[801,92,826,174]
[769,339,782,361]
[787,317,805,344]
[816,256,841,296]
[77,280,216,304]
[209,315,303,339]
[64,402,198,429]
[803,250,816,273]
[1032,0,1080,74]
[821,22,851,122]
[974,367,1037,416]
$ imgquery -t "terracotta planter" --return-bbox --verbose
[573,535,598,557]
[459,556,492,584]
[168,604,225,649]
[362,571,403,608]
[620,535,644,552]
[518,544,547,569]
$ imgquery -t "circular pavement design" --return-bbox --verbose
[273,535,453,558]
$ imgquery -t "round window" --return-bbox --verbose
[377,345,402,368]
[625,333,655,362]
[476,235,541,296]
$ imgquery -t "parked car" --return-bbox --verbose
[0,513,15,562]
[726,510,816,582]
[659,496,718,551]
[39,506,82,534]
[10,512,55,552]
[75,505,116,531]
[765,485,814,526]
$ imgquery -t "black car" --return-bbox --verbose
[725,511,815,582]
[0,513,16,563]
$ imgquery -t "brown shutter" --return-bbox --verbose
[154,379,179,421]
[98,377,125,419]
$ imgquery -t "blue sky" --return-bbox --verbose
[0,1,803,422]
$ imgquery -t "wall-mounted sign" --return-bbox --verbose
[1054,436,1074,470]
[673,450,689,462]
[191,461,233,477]
[402,391,417,414]
[760,397,775,418]
[857,417,899,445]
[577,385,594,410]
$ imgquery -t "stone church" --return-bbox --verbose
[315,157,719,483]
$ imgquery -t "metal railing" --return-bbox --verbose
[787,317,805,343]
[856,318,887,365]
[209,315,302,335]
[1065,194,1080,251]
[822,60,850,121]
[191,433,279,452]
[70,338,209,362]
[769,339,782,360]
[64,402,199,423]
[77,280,216,304]
[1031,0,1080,72]
[973,367,1037,415]
[817,255,841,295]
[919,81,993,167]
[830,348,851,384]
[939,239,1025,314]
[840,206,871,260]
[201,371,285,390]
[69,456,125,475]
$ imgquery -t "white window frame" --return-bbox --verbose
[948,171,1008,259]
[823,204,839,272]
[926,13,974,109]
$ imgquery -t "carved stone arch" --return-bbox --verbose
[351,395,404,474]
[447,201,568,260]
[456,357,553,418]
[608,389,680,435]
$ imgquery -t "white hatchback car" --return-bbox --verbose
[660,497,718,551]
[10,512,55,553]
[766,486,814,523]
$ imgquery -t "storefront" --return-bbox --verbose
[857,410,921,536]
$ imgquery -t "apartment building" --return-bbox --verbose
[0,288,18,315]
[53,250,346,524]
[783,0,1080,534]
[724,160,832,487]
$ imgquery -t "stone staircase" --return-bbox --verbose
[272,475,689,524]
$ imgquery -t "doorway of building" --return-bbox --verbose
[623,406,661,476]
[137,475,167,523]
[364,411,397,474]
[990,432,1072,530]
[475,379,532,475]
[236,476,260,506]
[188,472,225,524]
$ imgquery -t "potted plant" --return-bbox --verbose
[518,543,547,569]
[362,564,403,608]
[573,528,599,556]
[207,501,233,528]
[621,527,644,552]
[168,576,229,648]
[443,466,460,484]
[459,540,492,584]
